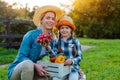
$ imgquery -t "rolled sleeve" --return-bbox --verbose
[46,39,58,57]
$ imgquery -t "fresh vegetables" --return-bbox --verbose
[50,57,56,62]
[41,55,50,62]
[55,55,65,64]
[37,33,66,64]
[37,33,53,45]
[40,54,65,64]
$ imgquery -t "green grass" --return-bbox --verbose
[79,38,120,80]
[0,38,120,80]
[0,48,18,64]
[0,67,8,80]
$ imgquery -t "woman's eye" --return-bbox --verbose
[52,18,55,21]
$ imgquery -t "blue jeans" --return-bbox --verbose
[53,71,79,80]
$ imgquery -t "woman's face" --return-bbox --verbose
[59,25,72,38]
[41,12,56,30]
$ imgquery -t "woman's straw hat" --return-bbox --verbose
[56,15,76,31]
[33,5,63,27]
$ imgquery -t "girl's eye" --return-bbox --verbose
[60,26,64,29]
[66,27,69,29]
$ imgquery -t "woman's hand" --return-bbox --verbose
[34,63,48,76]
[64,59,72,65]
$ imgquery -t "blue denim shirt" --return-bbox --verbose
[8,29,43,79]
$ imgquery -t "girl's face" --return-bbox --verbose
[59,25,72,38]
[41,12,56,30]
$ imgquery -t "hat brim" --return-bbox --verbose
[56,20,76,31]
[33,5,63,27]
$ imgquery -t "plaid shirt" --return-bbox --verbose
[48,36,82,71]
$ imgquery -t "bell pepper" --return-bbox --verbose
[55,55,65,64]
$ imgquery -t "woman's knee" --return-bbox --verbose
[21,60,34,72]
[10,60,34,80]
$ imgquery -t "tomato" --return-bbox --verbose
[50,57,56,62]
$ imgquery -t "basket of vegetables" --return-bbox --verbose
[37,58,71,78]
[37,54,71,78]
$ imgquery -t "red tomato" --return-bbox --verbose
[50,57,56,62]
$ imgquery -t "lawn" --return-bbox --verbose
[79,38,120,80]
[0,38,120,80]
[0,67,8,80]
[0,48,18,65]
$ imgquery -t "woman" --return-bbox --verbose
[7,5,63,80]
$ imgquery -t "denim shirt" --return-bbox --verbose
[8,29,43,79]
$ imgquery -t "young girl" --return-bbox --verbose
[45,15,85,80]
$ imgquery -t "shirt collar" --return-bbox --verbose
[61,36,73,41]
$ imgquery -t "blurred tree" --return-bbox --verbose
[69,0,120,38]
[0,0,34,20]
[0,0,18,18]
[28,6,39,20]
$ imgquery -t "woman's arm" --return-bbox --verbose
[18,31,33,61]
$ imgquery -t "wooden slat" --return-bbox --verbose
[0,43,9,47]
[0,35,23,39]
[11,19,34,24]
[0,42,21,47]
[0,18,10,22]
[0,18,35,48]
[0,18,34,25]
[37,61,71,78]
[10,42,21,46]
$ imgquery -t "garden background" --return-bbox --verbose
[0,0,120,80]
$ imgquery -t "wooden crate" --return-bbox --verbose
[37,61,71,78]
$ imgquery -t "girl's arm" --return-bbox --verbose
[45,39,58,57]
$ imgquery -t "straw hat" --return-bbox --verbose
[56,15,76,31]
[33,5,63,27]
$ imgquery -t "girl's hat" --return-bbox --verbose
[33,5,63,27]
[56,15,76,31]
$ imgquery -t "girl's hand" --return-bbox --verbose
[42,44,50,51]
[64,59,72,65]
[34,63,48,76]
